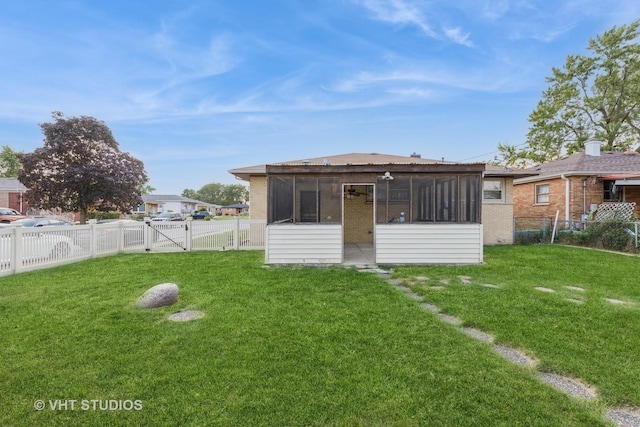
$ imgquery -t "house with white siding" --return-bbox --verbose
[230,153,527,265]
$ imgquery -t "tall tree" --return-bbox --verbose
[18,112,148,223]
[183,183,249,205]
[181,188,199,200]
[0,145,23,177]
[220,184,249,205]
[500,20,640,166]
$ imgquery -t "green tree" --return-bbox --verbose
[184,183,249,205]
[138,183,156,195]
[220,184,249,205]
[181,188,198,199]
[195,183,224,204]
[18,112,148,223]
[500,20,640,166]
[0,145,23,177]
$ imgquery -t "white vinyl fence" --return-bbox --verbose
[0,218,266,276]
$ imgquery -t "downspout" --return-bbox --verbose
[582,178,587,220]
[561,174,570,222]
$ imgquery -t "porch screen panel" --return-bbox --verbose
[435,176,457,222]
[318,178,341,223]
[459,175,480,223]
[268,176,293,223]
[412,177,434,222]
[376,179,388,224]
[295,177,318,223]
[376,177,410,223]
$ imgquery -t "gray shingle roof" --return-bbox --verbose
[0,178,27,192]
[522,151,640,179]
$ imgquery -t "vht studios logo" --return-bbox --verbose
[34,399,143,411]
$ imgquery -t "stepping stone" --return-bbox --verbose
[535,287,555,293]
[458,276,472,284]
[606,407,640,427]
[565,286,585,292]
[537,373,597,400]
[420,302,440,313]
[481,284,499,289]
[438,313,462,325]
[393,285,411,293]
[606,298,626,305]
[414,276,430,281]
[429,286,444,290]
[387,279,404,286]
[359,268,389,274]
[492,345,537,367]
[167,310,205,322]
[565,298,584,304]
[462,327,494,343]
[439,278,451,285]
[405,291,422,301]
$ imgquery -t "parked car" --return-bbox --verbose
[191,211,211,220]
[13,218,74,227]
[0,208,27,223]
[151,213,184,221]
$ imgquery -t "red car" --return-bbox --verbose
[0,208,26,223]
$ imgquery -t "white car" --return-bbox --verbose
[0,227,76,264]
[151,213,184,221]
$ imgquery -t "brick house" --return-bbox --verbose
[0,178,28,213]
[513,141,640,222]
[229,152,527,265]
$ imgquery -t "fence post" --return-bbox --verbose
[88,219,98,258]
[13,225,23,275]
[185,218,193,251]
[233,216,240,250]
[143,217,152,252]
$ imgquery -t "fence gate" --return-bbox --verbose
[144,220,191,252]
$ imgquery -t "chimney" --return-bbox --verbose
[585,141,601,156]
[410,152,421,158]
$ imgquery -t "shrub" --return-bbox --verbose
[578,219,635,252]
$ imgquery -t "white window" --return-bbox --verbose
[483,179,504,202]
[535,184,550,204]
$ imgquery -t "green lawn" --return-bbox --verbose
[393,245,640,408]
[0,247,628,426]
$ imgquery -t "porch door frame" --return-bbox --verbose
[341,183,376,261]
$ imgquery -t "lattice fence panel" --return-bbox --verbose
[593,202,636,221]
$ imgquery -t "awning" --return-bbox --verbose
[614,179,640,186]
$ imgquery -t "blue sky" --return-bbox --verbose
[1,1,639,195]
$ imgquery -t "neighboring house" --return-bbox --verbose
[0,178,28,213]
[221,203,249,216]
[138,195,216,216]
[229,152,526,265]
[513,141,640,222]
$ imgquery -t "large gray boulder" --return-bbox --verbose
[136,283,179,308]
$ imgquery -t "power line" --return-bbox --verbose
[456,142,528,162]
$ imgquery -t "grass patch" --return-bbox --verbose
[393,244,640,407]
[1,250,613,426]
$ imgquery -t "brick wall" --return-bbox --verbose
[343,192,374,243]
[248,176,267,220]
[514,176,604,221]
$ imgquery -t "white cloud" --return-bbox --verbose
[355,0,437,37]
[443,27,473,47]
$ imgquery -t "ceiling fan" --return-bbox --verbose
[345,185,363,199]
